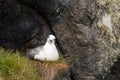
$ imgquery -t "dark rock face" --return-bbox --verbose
[52,0,120,80]
[104,57,120,80]
[52,0,100,79]
[0,1,51,51]
[18,0,69,25]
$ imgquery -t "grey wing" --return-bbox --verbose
[26,46,43,59]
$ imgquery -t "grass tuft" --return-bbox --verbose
[0,48,40,80]
[0,48,68,80]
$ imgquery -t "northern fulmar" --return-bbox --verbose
[28,35,59,61]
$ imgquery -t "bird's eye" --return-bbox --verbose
[50,40,52,42]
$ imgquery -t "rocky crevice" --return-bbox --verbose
[0,0,120,80]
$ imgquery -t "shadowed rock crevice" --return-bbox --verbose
[103,57,120,80]
[0,0,72,80]
[0,1,53,51]
[18,0,69,26]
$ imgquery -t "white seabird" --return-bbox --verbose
[29,35,59,61]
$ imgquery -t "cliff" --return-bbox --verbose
[0,0,120,80]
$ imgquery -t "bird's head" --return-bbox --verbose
[47,35,56,44]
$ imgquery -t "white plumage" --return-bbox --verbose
[33,35,59,61]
